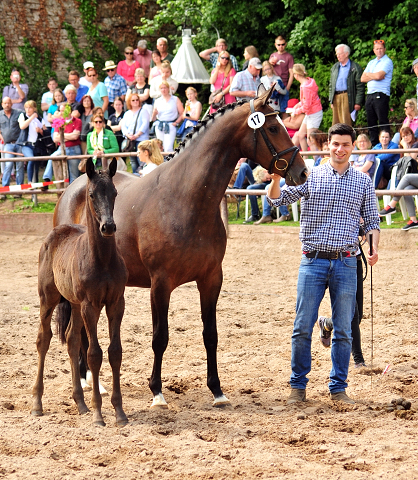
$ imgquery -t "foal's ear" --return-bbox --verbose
[108,157,117,178]
[86,157,95,179]
[255,83,275,107]
[257,83,267,98]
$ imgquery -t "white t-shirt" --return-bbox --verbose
[41,91,54,127]
[142,162,158,176]
[18,113,42,143]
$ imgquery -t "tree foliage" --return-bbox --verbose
[137,0,418,130]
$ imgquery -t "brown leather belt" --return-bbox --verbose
[304,251,352,259]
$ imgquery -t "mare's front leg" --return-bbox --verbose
[66,305,89,415]
[32,288,61,416]
[106,296,128,426]
[149,276,171,409]
[197,267,230,406]
[82,302,105,426]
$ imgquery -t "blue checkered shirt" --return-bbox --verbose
[104,74,127,102]
[267,162,380,253]
[230,69,260,101]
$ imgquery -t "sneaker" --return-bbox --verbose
[318,316,333,348]
[379,205,396,216]
[354,362,367,369]
[402,220,418,231]
[330,390,355,404]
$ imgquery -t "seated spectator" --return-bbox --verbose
[393,99,418,145]
[230,58,262,102]
[18,100,43,183]
[87,113,119,170]
[121,93,150,173]
[307,129,328,167]
[242,45,259,71]
[176,87,202,140]
[103,60,127,116]
[133,40,152,79]
[149,61,178,99]
[68,70,89,102]
[127,68,152,116]
[2,69,28,111]
[151,82,183,152]
[136,139,164,177]
[149,50,163,81]
[117,47,140,87]
[199,38,239,73]
[260,61,287,113]
[79,61,94,88]
[372,130,400,188]
[283,98,305,139]
[351,134,377,177]
[398,126,417,157]
[151,37,174,66]
[291,64,323,152]
[209,51,236,114]
[86,68,109,119]
[41,78,58,133]
[107,96,125,151]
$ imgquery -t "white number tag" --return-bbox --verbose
[247,112,265,129]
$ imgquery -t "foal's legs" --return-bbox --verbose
[106,297,128,426]
[197,267,229,406]
[66,305,89,415]
[149,276,171,408]
[32,288,61,416]
[81,302,105,425]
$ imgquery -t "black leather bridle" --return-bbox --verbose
[249,99,299,178]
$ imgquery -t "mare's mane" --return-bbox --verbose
[165,100,249,161]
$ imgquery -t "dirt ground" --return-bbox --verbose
[0,225,418,479]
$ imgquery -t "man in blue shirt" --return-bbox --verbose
[230,58,261,102]
[329,44,364,126]
[267,123,380,405]
[361,39,393,146]
[103,60,127,117]
[68,71,89,103]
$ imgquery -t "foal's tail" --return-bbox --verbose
[55,296,72,345]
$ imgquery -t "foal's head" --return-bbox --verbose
[86,157,118,237]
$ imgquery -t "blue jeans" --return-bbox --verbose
[290,254,357,393]
[43,159,53,181]
[262,180,289,217]
[233,163,254,188]
[21,146,39,183]
[2,144,23,186]
[49,145,81,184]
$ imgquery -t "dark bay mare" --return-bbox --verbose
[53,85,308,409]
[33,158,129,426]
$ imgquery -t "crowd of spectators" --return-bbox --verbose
[1,35,418,226]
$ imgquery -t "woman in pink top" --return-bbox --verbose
[117,47,140,87]
[209,51,236,114]
[291,63,323,152]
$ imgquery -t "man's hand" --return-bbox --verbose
[354,104,361,111]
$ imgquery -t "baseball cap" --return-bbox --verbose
[249,58,262,69]
[412,58,418,72]
[83,61,94,69]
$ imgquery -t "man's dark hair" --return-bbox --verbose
[328,123,355,143]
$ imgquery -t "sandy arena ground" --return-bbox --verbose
[0,225,417,479]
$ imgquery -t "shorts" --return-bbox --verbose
[302,109,323,129]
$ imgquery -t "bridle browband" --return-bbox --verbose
[249,99,299,178]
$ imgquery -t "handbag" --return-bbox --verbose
[122,108,142,153]
[209,76,227,110]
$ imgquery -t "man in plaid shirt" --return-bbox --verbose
[267,123,380,405]
[103,60,127,116]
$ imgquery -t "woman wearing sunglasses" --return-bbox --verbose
[209,51,236,114]
[117,47,140,87]
[86,68,109,119]
[87,113,119,170]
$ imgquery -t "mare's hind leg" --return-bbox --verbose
[32,288,61,416]
[197,267,230,406]
[149,277,171,409]
[82,303,105,426]
[106,297,128,426]
[66,306,89,415]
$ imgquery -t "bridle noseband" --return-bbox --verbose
[249,99,299,178]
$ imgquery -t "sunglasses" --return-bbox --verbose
[107,68,116,72]
[220,56,229,60]
[88,74,97,78]
[374,39,385,45]
[131,98,140,102]
[276,43,286,46]
[125,51,133,55]
[94,120,103,124]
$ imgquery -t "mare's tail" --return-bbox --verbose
[55,296,72,344]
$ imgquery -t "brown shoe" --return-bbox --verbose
[254,215,273,225]
[286,388,306,405]
[330,390,355,404]
[273,214,291,223]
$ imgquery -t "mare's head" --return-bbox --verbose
[239,84,307,186]
[86,157,118,237]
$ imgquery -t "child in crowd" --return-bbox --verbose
[260,61,287,113]
[307,129,328,167]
